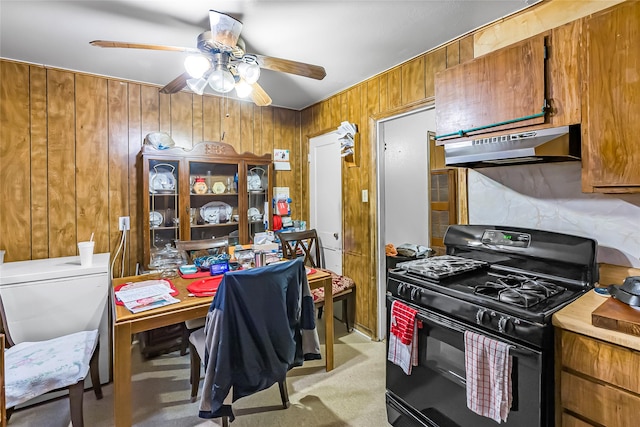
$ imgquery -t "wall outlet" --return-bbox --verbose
[119,216,130,231]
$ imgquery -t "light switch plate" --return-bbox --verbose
[362,189,368,203]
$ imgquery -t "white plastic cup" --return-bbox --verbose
[78,241,95,267]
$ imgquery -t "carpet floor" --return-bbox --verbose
[8,319,389,426]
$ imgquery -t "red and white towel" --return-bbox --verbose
[387,300,420,375]
[464,330,513,423]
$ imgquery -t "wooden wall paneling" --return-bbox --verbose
[473,0,624,57]
[273,109,298,215]
[387,67,402,110]
[260,106,274,157]
[192,95,203,144]
[379,73,389,113]
[299,108,313,222]
[202,95,221,141]
[424,47,447,99]
[252,105,263,156]
[29,66,49,259]
[239,101,254,154]
[128,84,143,273]
[317,99,333,132]
[548,20,582,126]
[342,89,360,255]
[159,92,171,136]
[170,91,194,148]
[47,69,77,257]
[107,80,130,277]
[140,85,160,138]
[220,98,241,150]
[366,76,381,117]
[0,61,31,261]
[401,54,426,105]
[75,75,109,253]
[459,35,475,63]
[446,41,460,68]
[329,95,343,130]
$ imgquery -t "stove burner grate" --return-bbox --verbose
[474,274,565,308]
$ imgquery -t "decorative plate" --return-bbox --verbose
[150,211,163,227]
[212,181,226,194]
[149,170,176,193]
[200,201,233,224]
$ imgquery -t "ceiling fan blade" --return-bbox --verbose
[254,54,326,80]
[250,82,272,106]
[159,72,190,94]
[90,40,200,54]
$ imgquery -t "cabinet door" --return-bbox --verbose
[582,1,640,192]
[246,162,271,242]
[145,159,181,267]
[430,169,457,255]
[435,34,546,141]
[187,160,240,244]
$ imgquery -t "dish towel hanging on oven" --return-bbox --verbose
[464,330,513,423]
[387,300,420,375]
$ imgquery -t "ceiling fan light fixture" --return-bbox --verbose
[184,55,210,79]
[235,79,253,98]
[237,62,261,84]
[209,10,243,47]
[186,76,209,95]
[208,68,235,93]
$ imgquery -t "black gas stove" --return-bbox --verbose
[387,225,597,347]
[386,225,598,427]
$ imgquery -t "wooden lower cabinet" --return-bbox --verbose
[556,329,640,426]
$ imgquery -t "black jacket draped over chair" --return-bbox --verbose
[198,258,319,420]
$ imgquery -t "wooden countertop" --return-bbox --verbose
[553,290,640,352]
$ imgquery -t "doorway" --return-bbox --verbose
[309,132,343,274]
[376,107,435,338]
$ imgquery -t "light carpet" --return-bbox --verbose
[8,319,389,426]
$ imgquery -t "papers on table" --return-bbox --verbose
[115,283,180,313]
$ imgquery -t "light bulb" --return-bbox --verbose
[235,80,253,98]
[237,62,261,84]
[184,55,210,79]
[208,69,235,93]
[186,77,208,95]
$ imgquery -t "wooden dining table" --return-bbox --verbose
[111,268,333,427]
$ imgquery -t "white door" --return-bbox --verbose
[309,132,342,274]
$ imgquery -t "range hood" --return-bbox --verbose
[443,125,581,168]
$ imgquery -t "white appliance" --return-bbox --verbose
[0,253,111,403]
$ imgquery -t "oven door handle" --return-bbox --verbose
[416,310,538,358]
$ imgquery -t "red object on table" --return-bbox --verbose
[187,275,224,297]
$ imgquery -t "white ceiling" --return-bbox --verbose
[0,1,538,110]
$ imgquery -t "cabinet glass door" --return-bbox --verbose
[148,160,180,254]
[247,163,269,241]
[189,161,239,243]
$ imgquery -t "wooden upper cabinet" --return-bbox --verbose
[582,1,640,193]
[434,34,547,142]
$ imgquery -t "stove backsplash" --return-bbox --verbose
[468,162,640,268]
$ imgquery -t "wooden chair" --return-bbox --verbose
[175,237,229,355]
[0,295,102,426]
[276,229,355,332]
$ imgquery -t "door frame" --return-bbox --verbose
[374,103,434,339]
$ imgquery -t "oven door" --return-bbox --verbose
[386,295,544,427]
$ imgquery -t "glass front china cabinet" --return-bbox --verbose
[139,141,272,269]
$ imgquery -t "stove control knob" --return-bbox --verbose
[410,287,422,301]
[475,308,488,325]
[498,316,509,333]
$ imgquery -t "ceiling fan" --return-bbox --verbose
[90,10,326,106]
